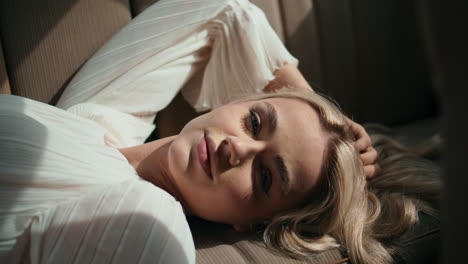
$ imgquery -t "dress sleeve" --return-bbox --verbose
[28,180,195,264]
[181,0,299,111]
[56,0,298,147]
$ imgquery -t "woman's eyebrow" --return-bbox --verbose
[263,102,290,195]
[275,155,290,196]
[264,102,277,133]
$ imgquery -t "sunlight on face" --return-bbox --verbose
[167,97,329,225]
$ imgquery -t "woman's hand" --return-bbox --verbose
[347,118,379,179]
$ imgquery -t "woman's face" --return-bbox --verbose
[167,97,329,225]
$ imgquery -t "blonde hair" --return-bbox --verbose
[233,89,441,264]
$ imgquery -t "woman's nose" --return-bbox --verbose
[223,136,266,166]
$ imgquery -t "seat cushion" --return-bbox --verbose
[0,0,132,104]
[189,217,349,264]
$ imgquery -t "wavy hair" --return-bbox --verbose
[232,88,441,264]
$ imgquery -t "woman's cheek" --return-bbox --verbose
[222,170,255,202]
[167,137,191,181]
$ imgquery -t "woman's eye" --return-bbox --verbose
[249,109,261,136]
[240,107,262,137]
[260,166,272,195]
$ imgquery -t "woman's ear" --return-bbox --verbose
[233,224,250,232]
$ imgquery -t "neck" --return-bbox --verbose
[118,136,184,203]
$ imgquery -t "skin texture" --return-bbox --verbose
[120,97,329,227]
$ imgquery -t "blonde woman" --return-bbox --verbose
[0,0,438,263]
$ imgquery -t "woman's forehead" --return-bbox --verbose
[264,97,328,197]
[262,97,322,135]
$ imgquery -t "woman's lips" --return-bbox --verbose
[198,133,212,179]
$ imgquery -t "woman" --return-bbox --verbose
[0,0,438,263]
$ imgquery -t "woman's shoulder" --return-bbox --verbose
[0,95,102,127]
[0,95,111,144]
[15,180,195,263]
[0,94,58,115]
[85,180,195,263]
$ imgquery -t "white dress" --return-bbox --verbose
[0,0,298,263]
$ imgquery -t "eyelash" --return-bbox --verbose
[260,165,272,195]
[240,107,272,195]
[240,107,261,137]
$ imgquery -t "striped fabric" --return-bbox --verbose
[0,95,195,263]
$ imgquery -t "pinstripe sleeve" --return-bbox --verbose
[29,180,195,264]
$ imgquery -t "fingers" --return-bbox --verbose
[364,164,380,180]
[346,118,371,151]
[355,135,372,153]
[361,147,378,179]
[360,147,378,166]
[346,118,380,179]
[351,124,372,152]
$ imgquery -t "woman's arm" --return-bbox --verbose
[265,63,378,179]
[264,63,313,92]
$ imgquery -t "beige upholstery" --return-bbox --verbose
[280,0,322,89]
[190,217,348,264]
[0,0,131,104]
